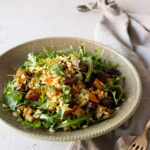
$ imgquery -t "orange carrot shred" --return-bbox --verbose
[89,92,99,103]
[107,78,114,82]
[45,77,53,84]
[96,89,102,95]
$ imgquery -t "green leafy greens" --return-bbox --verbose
[51,63,64,77]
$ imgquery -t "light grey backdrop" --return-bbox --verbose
[0,0,149,150]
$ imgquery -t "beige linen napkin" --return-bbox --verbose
[68,0,150,150]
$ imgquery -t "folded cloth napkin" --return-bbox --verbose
[68,0,150,150]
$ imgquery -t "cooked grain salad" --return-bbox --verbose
[2,45,125,133]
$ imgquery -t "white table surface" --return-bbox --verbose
[0,0,149,150]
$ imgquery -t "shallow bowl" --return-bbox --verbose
[0,37,142,141]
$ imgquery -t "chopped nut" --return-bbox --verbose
[24,107,34,122]
[21,74,26,80]
[63,127,69,131]
[71,125,77,129]
[104,111,109,115]
[104,92,108,98]
[60,71,64,75]
[121,98,125,102]
[49,129,55,133]
[115,107,120,111]
[13,112,18,117]
[33,109,41,119]
[103,114,110,119]
[2,104,8,109]
[65,90,70,95]
[82,125,88,129]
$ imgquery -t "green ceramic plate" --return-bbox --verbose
[0,37,142,141]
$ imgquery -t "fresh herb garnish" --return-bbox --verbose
[51,63,64,77]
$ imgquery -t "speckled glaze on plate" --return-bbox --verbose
[0,37,142,141]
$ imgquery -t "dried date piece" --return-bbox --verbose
[96,72,107,83]
[63,76,78,85]
[101,98,114,106]
[25,90,40,101]
[107,68,121,76]
[80,62,88,72]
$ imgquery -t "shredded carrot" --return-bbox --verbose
[55,57,60,62]
[64,110,72,116]
[93,78,105,89]
[17,105,26,110]
[71,88,78,94]
[23,106,30,117]
[63,105,79,116]
[77,54,80,58]
[89,92,99,103]
[96,89,102,95]
[45,77,53,84]
[73,107,86,117]
[55,89,60,95]
[36,88,41,94]
[16,71,22,78]
[72,105,78,111]
[16,78,22,84]
[107,78,114,82]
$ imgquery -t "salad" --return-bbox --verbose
[2,45,125,133]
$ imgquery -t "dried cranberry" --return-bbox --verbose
[107,68,121,76]
[80,62,88,72]
[63,76,78,85]
[101,99,114,106]
[84,81,92,88]
[88,101,96,109]
[96,72,107,83]
[16,84,25,92]
[24,71,33,78]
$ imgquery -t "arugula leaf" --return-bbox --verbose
[36,52,45,60]
[43,48,52,57]
[113,76,125,83]
[3,81,23,110]
[51,63,64,77]
[61,94,72,104]
[92,49,100,61]
[82,57,93,82]
[56,48,74,56]
[34,71,42,77]
[40,102,49,110]
[55,114,91,129]
[43,85,56,91]
[61,85,70,93]
[24,53,37,68]
[57,109,65,120]
[2,92,23,111]
[4,80,16,94]
[77,45,91,58]
[40,114,54,123]
[23,100,43,107]
[43,48,56,59]
[40,114,55,128]
[18,118,41,128]
[104,81,123,105]
[40,86,45,103]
